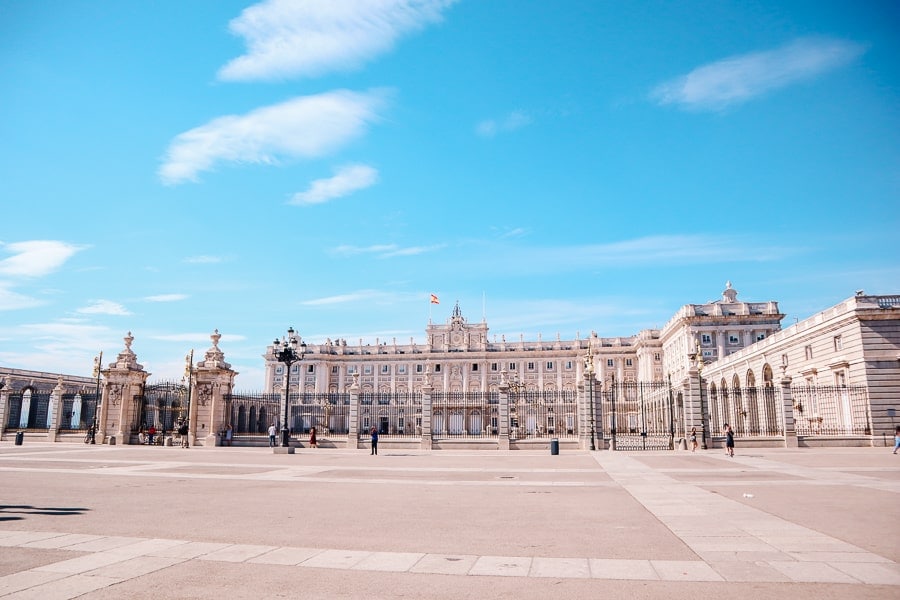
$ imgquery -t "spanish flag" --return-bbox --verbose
[430,294,440,304]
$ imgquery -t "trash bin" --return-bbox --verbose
[550,438,559,455]
[14,431,24,445]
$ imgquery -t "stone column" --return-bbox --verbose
[578,380,590,450]
[105,332,150,445]
[0,380,9,439]
[194,330,238,448]
[779,375,798,448]
[685,367,707,448]
[47,377,64,442]
[348,373,360,449]
[420,382,433,450]
[498,382,510,450]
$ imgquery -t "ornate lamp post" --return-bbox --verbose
[89,352,102,444]
[583,349,596,451]
[688,342,708,449]
[272,327,307,448]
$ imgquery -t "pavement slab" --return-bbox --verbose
[0,442,897,599]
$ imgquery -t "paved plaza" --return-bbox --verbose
[0,442,898,599]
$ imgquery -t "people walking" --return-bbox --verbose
[370,427,378,455]
[309,427,317,448]
[893,425,900,454]
[724,423,735,457]
[147,425,156,445]
[268,423,277,447]
[224,424,233,446]
[690,427,698,452]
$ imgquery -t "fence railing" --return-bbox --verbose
[708,385,783,438]
[790,385,870,436]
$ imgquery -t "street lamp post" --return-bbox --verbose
[182,349,194,448]
[583,349,596,451]
[689,343,708,449]
[272,328,307,448]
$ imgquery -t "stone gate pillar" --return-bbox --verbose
[47,376,65,441]
[498,381,511,451]
[103,332,150,445]
[685,366,708,449]
[779,374,798,448]
[0,379,9,439]
[193,330,238,448]
[420,381,433,450]
[348,373,360,449]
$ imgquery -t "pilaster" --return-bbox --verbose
[348,373,360,449]
[498,383,510,450]
[420,383,433,450]
[194,330,238,448]
[104,332,149,444]
[0,381,9,439]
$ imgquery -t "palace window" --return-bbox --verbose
[416,364,423,373]
[756,333,766,342]
[701,333,712,345]
[625,359,633,367]
[565,361,573,370]
[805,345,813,360]
[728,334,739,345]
[364,365,373,374]
[654,353,661,361]
[434,364,442,373]
[491,362,499,371]
[307,365,314,373]
[331,366,338,374]
[546,361,554,370]
[381,365,389,374]
[607,359,614,368]
[527,362,535,371]
[833,335,843,351]
[398,365,407,374]
[275,366,284,375]
[509,362,517,371]
[472,363,479,372]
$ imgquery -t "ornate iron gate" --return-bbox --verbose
[133,381,188,434]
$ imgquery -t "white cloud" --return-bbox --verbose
[476,110,533,138]
[0,284,45,311]
[219,0,458,81]
[159,90,388,185]
[77,300,131,316]
[651,37,865,111]
[144,294,189,302]
[0,240,85,277]
[183,256,223,264]
[331,243,443,258]
[302,289,423,306]
[150,332,247,343]
[290,164,379,205]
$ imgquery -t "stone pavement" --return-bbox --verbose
[0,442,897,599]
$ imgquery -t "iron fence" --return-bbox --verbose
[432,392,497,439]
[224,392,281,436]
[601,382,673,450]
[509,390,578,440]
[708,385,783,437]
[5,391,52,431]
[359,392,421,439]
[224,392,352,438]
[791,385,870,436]
[58,392,99,432]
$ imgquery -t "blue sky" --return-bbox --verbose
[1,0,898,389]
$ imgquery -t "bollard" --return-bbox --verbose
[550,438,559,455]
[15,431,24,445]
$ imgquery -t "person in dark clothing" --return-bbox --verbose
[370,427,378,455]
[724,423,735,457]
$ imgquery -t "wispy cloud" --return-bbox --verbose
[651,37,865,111]
[0,240,85,277]
[331,243,444,258]
[144,294,189,302]
[219,0,458,81]
[476,110,533,137]
[290,164,379,205]
[150,332,247,343]
[302,289,423,306]
[183,255,223,264]
[159,90,388,185]
[0,284,45,311]
[76,300,131,316]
